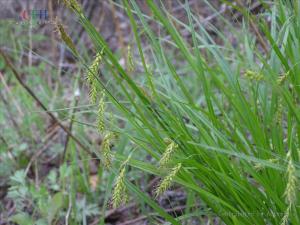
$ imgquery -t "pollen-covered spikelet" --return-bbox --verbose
[101,132,114,169]
[280,205,291,225]
[87,51,103,84]
[97,91,105,133]
[89,82,97,104]
[155,163,181,197]
[87,51,104,103]
[281,150,297,225]
[284,150,297,205]
[277,71,290,85]
[127,45,135,72]
[244,70,263,81]
[56,22,78,56]
[112,166,128,208]
[159,141,178,168]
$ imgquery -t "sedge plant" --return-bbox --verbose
[60,0,300,224]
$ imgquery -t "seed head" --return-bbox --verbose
[87,51,103,84]
[284,151,297,206]
[159,141,178,168]
[97,91,105,133]
[87,51,104,103]
[244,70,263,81]
[280,150,298,225]
[280,204,291,225]
[112,166,128,208]
[89,82,97,104]
[56,22,78,56]
[101,132,114,169]
[155,163,181,197]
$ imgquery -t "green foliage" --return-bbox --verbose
[66,0,300,224]
[2,0,300,224]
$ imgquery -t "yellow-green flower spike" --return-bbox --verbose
[280,205,291,225]
[280,150,297,225]
[155,163,181,197]
[244,70,263,81]
[89,82,97,104]
[56,22,78,56]
[101,132,114,169]
[87,51,104,103]
[112,166,128,208]
[159,141,178,168]
[284,151,297,206]
[87,51,103,84]
[97,91,105,133]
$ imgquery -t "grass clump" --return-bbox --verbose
[2,0,300,224]
[65,0,300,224]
